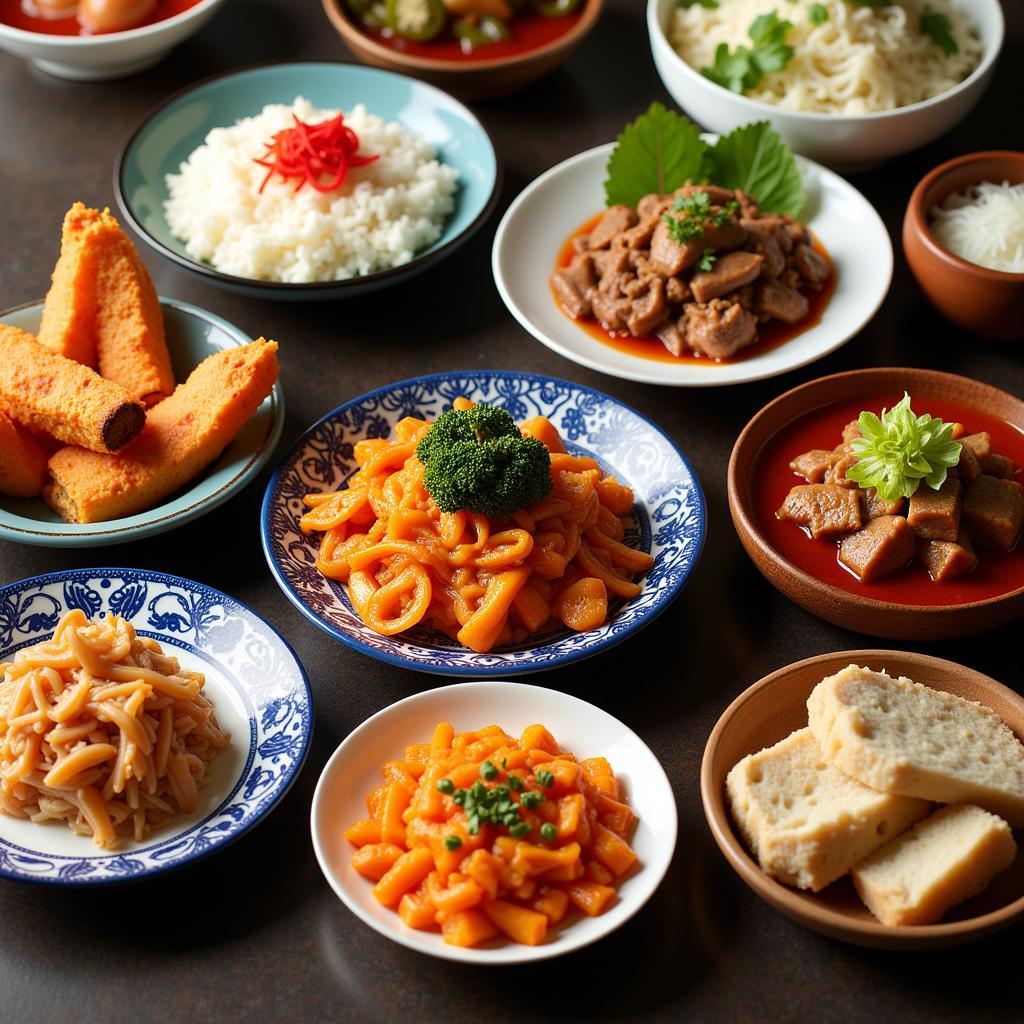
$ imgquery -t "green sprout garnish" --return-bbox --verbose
[846,393,961,502]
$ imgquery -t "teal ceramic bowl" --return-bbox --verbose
[0,299,284,548]
[114,61,500,301]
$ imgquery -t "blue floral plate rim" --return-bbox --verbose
[260,369,707,676]
[0,568,313,886]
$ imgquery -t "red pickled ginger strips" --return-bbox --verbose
[254,113,378,194]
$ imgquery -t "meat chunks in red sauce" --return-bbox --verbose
[549,183,828,360]
[781,413,1021,585]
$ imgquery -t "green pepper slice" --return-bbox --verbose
[358,0,389,29]
[386,0,446,41]
[531,0,581,16]
[453,14,511,51]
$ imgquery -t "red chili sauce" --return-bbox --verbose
[553,212,835,366]
[361,6,580,62]
[753,394,1024,607]
[0,0,202,34]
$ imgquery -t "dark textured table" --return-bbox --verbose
[2,2,1023,1021]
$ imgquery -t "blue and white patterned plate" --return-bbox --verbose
[0,569,312,885]
[260,371,706,676]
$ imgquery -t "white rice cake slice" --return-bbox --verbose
[808,666,1024,826]
[853,804,1016,926]
[726,728,930,892]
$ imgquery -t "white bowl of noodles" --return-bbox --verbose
[648,0,1004,169]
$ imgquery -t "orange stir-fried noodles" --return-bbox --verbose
[0,610,230,848]
[300,398,655,652]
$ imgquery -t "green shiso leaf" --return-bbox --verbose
[705,120,806,217]
[846,393,963,502]
[603,102,710,208]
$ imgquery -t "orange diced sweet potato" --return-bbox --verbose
[592,823,638,877]
[530,886,570,925]
[585,860,614,885]
[520,724,558,754]
[595,792,637,839]
[430,878,485,915]
[380,782,412,845]
[441,909,500,948]
[343,817,381,847]
[564,880,616,917]
[483,899,549,946]
[352,842,405,882]
[581,757,618,800]
[381,760,418,794]
[372,847,434,908]
[520,415,565,454]
[398,889,437,930]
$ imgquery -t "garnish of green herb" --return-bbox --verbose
[480,759,499,781]
[920,6,958,56]
[695,247,717,272]
[679,0,718,7]
[535,768,555,789]
[444,835,462,851]
[449,780,536,836]
[519,789,544,810]
[809,3,828,24]
[436,777,454,794]
[603,104,805,217]
[508,774,525,791]
[509,821,531,839]
[702,11,794,97]
[663,191,741,245]
[540,823,558,843]
[846,393,962,502]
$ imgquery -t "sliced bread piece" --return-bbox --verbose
[852,804,1016,926]
[726,728,930,892]
[808,665,1024,826]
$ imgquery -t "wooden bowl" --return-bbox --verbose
[321,0,603,101]
[903,151,1024,340]
[728,366,1024,641]
[702,649,1024,949]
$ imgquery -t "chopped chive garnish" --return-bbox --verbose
[480,760,499,781]
[509,822,530,839]
[508,775,524,791]
[535,769,555,789]
[519,790,543,809]
[444,835,462,851]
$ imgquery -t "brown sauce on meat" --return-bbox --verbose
[553,212,836,365]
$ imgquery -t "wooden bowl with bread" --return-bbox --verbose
[702,650,1024,949]
[728,367,1024,641]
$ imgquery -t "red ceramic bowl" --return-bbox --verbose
[903,151,1024,341]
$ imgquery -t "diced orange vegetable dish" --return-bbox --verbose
[344,721,640,948]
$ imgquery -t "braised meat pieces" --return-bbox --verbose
[779,423,1024,583]
[551,185,827,360]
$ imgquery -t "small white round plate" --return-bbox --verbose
[311,681,677,964]
[492,142,893,387]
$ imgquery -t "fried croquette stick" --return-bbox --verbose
[0,325,144,453]
[37,202,103,367]
[92,209,174,407]
[0,410,50,498]
[44,339,279,524]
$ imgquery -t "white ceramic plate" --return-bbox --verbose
[311,681,677,964]
[492,142,893,387]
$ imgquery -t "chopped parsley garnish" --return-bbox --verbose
[679,0,718,6]
[846,393,962,502]
[480,759,499,781]
[444,835,462,851]
[809,3,828,24]
[702,11,795,96]
[509,821,531,839]
[519,789,544,810]
[920,6,958,56]
[696,247,717,272]
[663,191,740,245]
[535,768,555,789]
[508,774,525,791]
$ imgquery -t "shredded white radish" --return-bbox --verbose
[930,181,1024,274]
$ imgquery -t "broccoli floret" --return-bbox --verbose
[416,406,553,518]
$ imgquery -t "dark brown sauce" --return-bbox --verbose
[553,211,836,366]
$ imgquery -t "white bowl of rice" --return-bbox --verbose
[648,0,1004,169]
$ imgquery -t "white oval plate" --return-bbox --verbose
[311,681,677,964]
[492,142,893,387]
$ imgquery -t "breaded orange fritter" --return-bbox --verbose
[0,410,50,498]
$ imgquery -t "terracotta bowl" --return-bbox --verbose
[702,649,1024,949]
[904,151,1024,340]
[728,367,1024,641]
[321,0,602,100]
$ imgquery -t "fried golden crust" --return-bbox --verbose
[0,410,50,498]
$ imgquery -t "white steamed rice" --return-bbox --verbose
[164,97,459,283]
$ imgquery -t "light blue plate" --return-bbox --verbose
[0,569,312,885]
[115,61,500,300]
[261,370,706,676]
[0,299,284,548]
